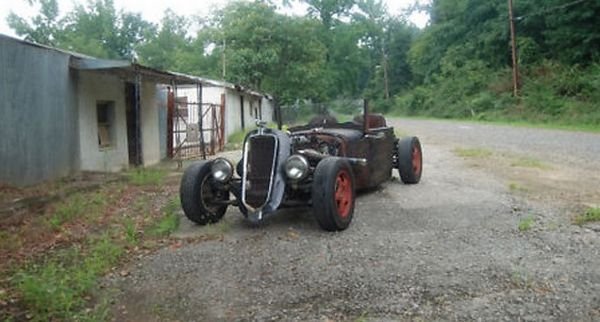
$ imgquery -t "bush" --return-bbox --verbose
[391,60,600,127]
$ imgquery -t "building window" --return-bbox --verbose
[97,101,115,148]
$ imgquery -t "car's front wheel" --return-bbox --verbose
[180,161,229,225]
[396,136,423,184]
[312,157,355,231]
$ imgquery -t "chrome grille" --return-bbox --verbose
[243,135,277,209]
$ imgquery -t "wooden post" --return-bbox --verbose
[508,0,520,97]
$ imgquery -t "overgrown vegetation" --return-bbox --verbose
[48,190,108,229]
[391,0,600,126]
[393,61,600,127]
[574,207,600,226]
[15,235,122,321]
[1,173,183,320]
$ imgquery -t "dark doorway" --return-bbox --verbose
[125,82,142,166]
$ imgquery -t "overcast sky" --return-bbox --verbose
[0,0,430,38]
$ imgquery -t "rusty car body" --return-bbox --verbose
[180,102,423,231]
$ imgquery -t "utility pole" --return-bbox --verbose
[222,38,227,80]
[508,0,520,97]
[382,51,390,100]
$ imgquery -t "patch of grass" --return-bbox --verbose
[510,157,549,169]
[48,190,108,229]
[518,215,535,231]
[127,168,167,186]
[124,218,138,245]
[574,207,600,226]
[14,235,123,321]
[508,182,528,193]
[224,127,255,150]
[147,198,180,237]
[453,147,493,158]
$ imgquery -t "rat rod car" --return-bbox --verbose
[180,101,422,231]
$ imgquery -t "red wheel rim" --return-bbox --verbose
[412,145,422,176]
[334,170,352,218]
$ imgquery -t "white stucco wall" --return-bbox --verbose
[225,91,242,139]
[140,81,160,166]
[262,97,274,123]
[77,71,129,172]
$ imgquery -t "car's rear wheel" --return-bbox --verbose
[397,136,423,184]
[180,161,229,225]
[312,157,355,231]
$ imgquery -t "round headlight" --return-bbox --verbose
[284,155,309,181]
[211,158,233,182]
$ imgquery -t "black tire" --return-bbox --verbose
[312,157,356,231]
[236,158,244,177]
[397,136,423,184]
[180,161,229,225]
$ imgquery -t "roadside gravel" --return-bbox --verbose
[106,118,600,321]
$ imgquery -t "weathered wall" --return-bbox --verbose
[225,91,242,140]
[77,71,129,172]
[0,36,79,186]
[140,81,160,166]
[157,87,168,160]
[262,97,274,123]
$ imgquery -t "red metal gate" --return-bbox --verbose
[167,86,225,162]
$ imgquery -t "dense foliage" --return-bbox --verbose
[8,0,599,125]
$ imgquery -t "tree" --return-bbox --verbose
[7,0,62,46]
[8,0,152,60]
[60,0,152,59]
[137,10,189,70]
[301,0,356,29]
[204,1,327,103]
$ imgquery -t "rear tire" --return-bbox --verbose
[180,161,229,225]
[397,136,423,184]
[312,157,355,231]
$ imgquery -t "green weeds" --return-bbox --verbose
[574,207,600,226]
[146,198,180,237]
[453,147,493,158]
[48,190,107,229]
[518,215,535,232]
[508,182,528,193]
[510,157,549,169]
[14,235,123,321]
[127,168,167,186]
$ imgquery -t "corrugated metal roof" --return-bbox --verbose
[0,33,271,99]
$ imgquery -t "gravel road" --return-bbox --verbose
[108,118,600,321]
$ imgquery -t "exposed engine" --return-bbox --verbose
[291,134,342,159]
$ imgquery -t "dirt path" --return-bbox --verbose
[107,119,600,321]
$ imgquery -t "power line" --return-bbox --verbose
[514,0,590,21]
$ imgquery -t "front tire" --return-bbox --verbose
[397,136,423,184]
[180,161,229,225]
[312,157,356,231]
